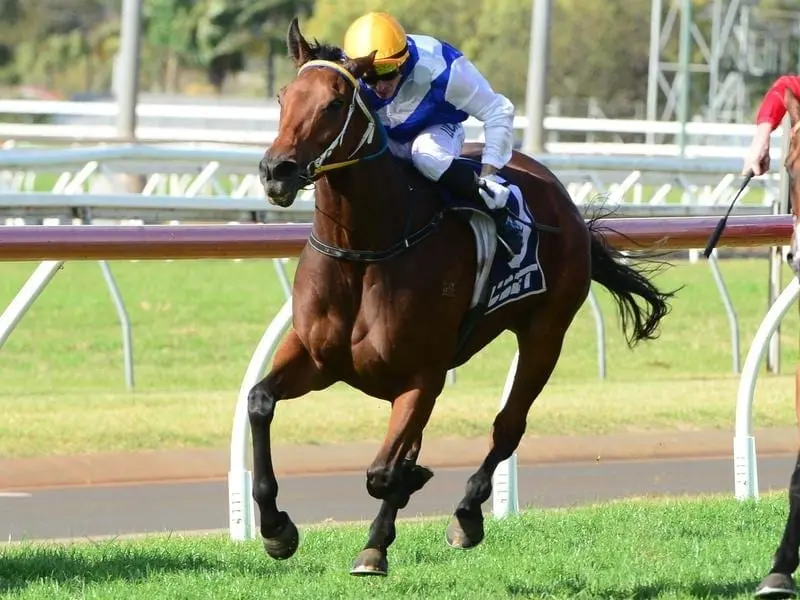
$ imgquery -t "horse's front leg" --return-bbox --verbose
[248,330,332,561]
[350,435,433,576]
[350,381,442,575]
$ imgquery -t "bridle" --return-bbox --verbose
[291,59,444,263]
[296,59,388,180]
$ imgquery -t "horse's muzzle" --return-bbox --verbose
[259,156,301,207]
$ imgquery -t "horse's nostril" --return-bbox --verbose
[271,160,299,181]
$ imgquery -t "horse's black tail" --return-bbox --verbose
[585,204,680,348]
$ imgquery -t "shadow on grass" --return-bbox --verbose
[0,539,327,594]
[506,580,759,599]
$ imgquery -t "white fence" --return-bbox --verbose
[0,143,787,211]
[0,144,786,387]
[0,98,791,158]
[0,141,794,538]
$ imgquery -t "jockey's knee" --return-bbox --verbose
[411,125,464,181]
[411,150,454,181]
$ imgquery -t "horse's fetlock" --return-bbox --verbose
[252,479,275,507]
[260,510,292,541]
[466,471,493,505]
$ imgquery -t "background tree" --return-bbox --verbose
[143,0,196,93]
[231,0,314,97]
[0,0,794,120]
[549,0,651,117]
[0,0,22,77]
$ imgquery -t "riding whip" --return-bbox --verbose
[702,169,754,259]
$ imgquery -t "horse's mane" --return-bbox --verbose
[305,39,347,63]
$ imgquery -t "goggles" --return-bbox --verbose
[363,69,400,86]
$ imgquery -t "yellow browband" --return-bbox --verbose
[298,59,359,89]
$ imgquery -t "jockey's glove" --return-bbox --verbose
[478,176,511,210]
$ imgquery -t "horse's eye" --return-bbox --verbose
[325,98,344,112]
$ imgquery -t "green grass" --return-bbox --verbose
[0,256,797,458]
[0,494,793,599]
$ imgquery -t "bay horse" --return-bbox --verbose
[755,88,800,600]
[250,17,674,576]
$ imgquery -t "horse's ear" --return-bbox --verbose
[345,51,377,80]
[785,87,800,126]
[287,17,313,67]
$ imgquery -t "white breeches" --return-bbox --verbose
[387,122,466,181]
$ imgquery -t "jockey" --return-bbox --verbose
[742,75,800,176]
[743,75,800,278]
[342,11,524,256]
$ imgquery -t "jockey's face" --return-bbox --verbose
[373,74,401,99]
[363,71,402,100]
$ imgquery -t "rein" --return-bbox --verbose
[296,59,443,263]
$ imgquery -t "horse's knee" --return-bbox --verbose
[366,465,394,500]
[248,382,276,425]
[366,463,433,509]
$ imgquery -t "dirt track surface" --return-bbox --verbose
[5,454,800,543]
[1,427,797,491]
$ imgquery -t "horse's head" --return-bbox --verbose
[259,18,379,207]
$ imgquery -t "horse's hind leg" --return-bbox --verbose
[350,435,432,576]
[248,330,332,561]
[446,320,567,549]
[755,449,800,598]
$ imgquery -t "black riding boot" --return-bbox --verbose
[438,160,524,257]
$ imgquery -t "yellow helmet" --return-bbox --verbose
[343,12,409,75]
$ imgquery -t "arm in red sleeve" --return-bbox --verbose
[755,75,800,130]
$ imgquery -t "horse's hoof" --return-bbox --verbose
[262,515,300,560]
[445,510,484,549]
[350,548,388,576]
[756,573,797,598]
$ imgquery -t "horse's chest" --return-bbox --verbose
[303,306,396,372]
[295,285,410,387]
[293,257,459,393]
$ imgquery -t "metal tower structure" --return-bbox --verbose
[647,0,800,135]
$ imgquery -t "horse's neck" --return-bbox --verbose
[313,154,426,252]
